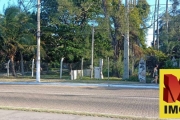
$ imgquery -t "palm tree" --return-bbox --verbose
[0,6,36,76]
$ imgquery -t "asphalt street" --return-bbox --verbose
[0,84,159,120]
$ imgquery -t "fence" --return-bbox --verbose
[0,58,129,80]
[2,56,176,81]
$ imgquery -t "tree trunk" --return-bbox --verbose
[20,52,24,76]
[131,43,134,76]
[131,58,134,76]
[10,56,16,76]
[102,0,122,78]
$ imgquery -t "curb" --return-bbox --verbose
[0,82,159,89]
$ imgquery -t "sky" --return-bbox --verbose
[0,0,171,47]
[0,0,16,13]
[145,0,171,47]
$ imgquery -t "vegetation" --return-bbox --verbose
[0,0,179,80]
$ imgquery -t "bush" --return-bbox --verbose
[162,59,179,69]
[126,74,139,82]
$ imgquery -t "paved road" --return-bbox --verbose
[0,84,159,119]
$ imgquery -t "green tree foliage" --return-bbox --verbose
[0,6,36,76]
[40,0,112,63]
[136,0,150,47]
[0,0,153,77]
[136,0,150,22]
[39,0,151,76]
[159,11,180,59]
[144,47,168,71]
[149,0,180,70]
[104,0,150,76]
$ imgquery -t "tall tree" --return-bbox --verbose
[101,0,150,77]
[40,0,111,63]
[0,6,36,76]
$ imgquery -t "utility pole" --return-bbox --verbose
[153,0,157,48]
[157,0,160,50]
[60,58,64,79]
[166,0,168,30]
[123,0,129,79]
[36,0,41,82]
[166,0,169,41]
[91,24,94,78]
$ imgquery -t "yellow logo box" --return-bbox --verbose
[159,69,180,118]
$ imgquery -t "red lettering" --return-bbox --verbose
[163,74,180,103]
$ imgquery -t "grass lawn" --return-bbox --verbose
[0,73,154,84]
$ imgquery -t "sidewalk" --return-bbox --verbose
[0,81,159,89]
[0,109,121,120]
